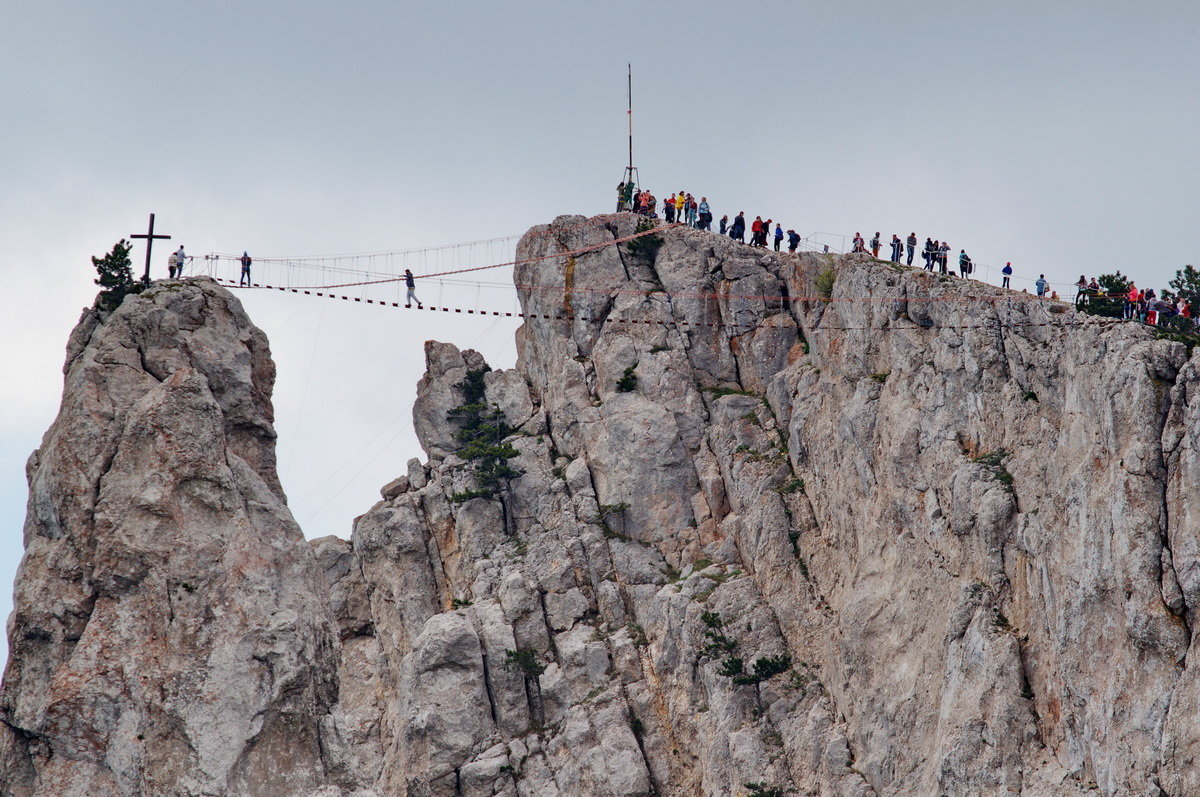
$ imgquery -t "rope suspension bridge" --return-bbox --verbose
[190,219,1127,334]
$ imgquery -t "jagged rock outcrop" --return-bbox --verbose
[7,215,1200,795]
[0,281,338,796]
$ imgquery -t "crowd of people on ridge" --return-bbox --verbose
[615,181,1200,331]
[1072,276,1195,328]
[617,182,1001,285]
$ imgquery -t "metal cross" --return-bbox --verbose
[131,213,172,284]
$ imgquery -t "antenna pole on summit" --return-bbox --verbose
[627,63,633,179]
[619,64,638,209]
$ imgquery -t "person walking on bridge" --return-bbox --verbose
[404,268,423,309]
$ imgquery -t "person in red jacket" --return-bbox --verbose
[1125,283,1139,319]
[751,216,764,247]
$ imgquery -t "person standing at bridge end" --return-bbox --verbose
[239,252,252,287]
[405,268,422,309]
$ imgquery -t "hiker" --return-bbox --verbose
[404,268,422,308]
[685,193,698,226]
[1035,274,1049,298]
[1074,275,1088,307]
[168,246,187,279]
[751,217,764,247]
[870,232,881,258]
[1002,262,1013,289]
[890,235,903,263]
[664,194,676,223]
[906,233,917,265]
[958,250,970,278]
[852,232,866,253]
[719,214,729,235]
[923,238,934,270]
[616,182,627,212]
[675,192,686,222]
[939,241,950,274]
[1124,283,1138,319]
[698,197,711,230]
[731,212,746,242]
[787,229,801,252]
[774,223,784,251]
[239,251,252,287]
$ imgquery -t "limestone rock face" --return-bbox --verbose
[0,280,338,796]
[8,217,1200,796]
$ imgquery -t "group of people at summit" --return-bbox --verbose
[616,182,1200,325]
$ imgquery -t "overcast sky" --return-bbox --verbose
[3,1,1198,666]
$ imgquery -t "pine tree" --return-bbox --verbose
[92,239,143,311]
[1169,264,1200,308]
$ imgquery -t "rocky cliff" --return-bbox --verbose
[5,214,1200,796]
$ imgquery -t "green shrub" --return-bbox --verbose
[504,648,545,679]
[616,364,638,392]
[744,783,785,797]
[973,449,1014,491]
[815,265,836,299]
[730,655,792,686]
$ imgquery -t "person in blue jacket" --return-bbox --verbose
[1002,262,1013,289]
[773,224,784,251]
[698,197,711,230]
[787,229,801,252]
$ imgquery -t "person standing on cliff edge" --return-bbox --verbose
[405,268,422,309]
[906,232,917,265]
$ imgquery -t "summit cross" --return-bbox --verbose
[131,213,172,284]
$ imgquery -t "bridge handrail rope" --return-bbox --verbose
[202,213,1137,298]
[209,276,1130,334]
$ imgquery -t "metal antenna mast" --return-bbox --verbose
[627,63,634,179]
[618,64,638,211]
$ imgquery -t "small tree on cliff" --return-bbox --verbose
[1079,271,1129,319]
[1168,264,1200,308]
[92,239,144,311]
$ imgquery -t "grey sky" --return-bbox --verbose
[3,1,1198,665]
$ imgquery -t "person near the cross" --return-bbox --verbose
[168,246,187,279]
